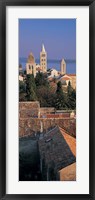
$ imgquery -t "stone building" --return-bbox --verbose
[19,101,40,118]
[48,68,59,78]
[26,52,36,77]
[40,44,47,72]
[19,102,76,138]
[68,74,76,89]
[19,75,23,81]
[59,74,72,86]
[61,59,66,75]
[59,74,76,89]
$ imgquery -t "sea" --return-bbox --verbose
[19,58,76,74]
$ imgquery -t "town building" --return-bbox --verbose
[68,74,76,89]
[47,68,59,78]
[19,75,23,81]
[59,74,72,86]
[19,101,76,138]
[40,44,47,72]
[60,59,66,75]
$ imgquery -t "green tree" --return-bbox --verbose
[19,93,27,102]
[19,81,26,102]
[19,80,26,93]
[67,81,73,95]
[35,72,49,87]
[36,86,51,107]
[56,81,63,95]
[67,81,76,109]
[54,81,67,109]
[26,74,37,101]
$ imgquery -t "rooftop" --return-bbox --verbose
[39,126,76,171]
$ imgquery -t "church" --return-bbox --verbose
[26,44,67,78]
[26,44,47,77]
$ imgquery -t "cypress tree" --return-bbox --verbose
[26,74,37,101]
[55,81,66,109]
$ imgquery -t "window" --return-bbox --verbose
[29,65,31,70]
[42,54,45,57]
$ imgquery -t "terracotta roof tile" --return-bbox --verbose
[59,127,76,156]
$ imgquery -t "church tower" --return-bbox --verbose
[26,52,36,77]
[61,59,66,75]
[40,44,47,72]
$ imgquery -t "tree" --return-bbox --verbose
[19,93,27,102]
[26,74,37,101]
[54,81,67,109]
[19,81,26,102]
[35,72,49,87]
[67,81,76,109]
[67,81,73,96]
[36,86,51,107]
[24,70,26,75]
[56,81,63,95]
[19,80,26,93]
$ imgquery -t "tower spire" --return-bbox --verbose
[40,44,47,72]
[42,44,45,52]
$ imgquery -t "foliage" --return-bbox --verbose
[66,81,76,109]
[36,86,52,107]
[19,93,27,102]
[54,81,67,109]
[19,81,26,93]
[56,81,63,95]
[35,72,49,87]
[19,72,76,110]
[26,74,37,101]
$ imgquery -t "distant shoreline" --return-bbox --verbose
[19,57,76,63]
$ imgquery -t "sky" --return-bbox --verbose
[19,19,76,60]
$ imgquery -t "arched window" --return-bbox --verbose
[29,65,31,70]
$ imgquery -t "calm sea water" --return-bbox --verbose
[19,58,76,74]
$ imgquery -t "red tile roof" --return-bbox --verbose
[59,127,76,156]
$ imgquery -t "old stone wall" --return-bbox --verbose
[19,101,40,118]
[40,107,55,117]
[19,102,76,138]
[45,113,70,118]
[19,118,76,138]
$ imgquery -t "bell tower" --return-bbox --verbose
[61,59,66,75]
[40,44,47,72]
[26,52,36,77]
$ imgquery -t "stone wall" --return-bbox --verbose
[19,102,76,138]
[19,101,40,118]
[40,107,55,117]
[19,118,76,138]
[45,113,70,118]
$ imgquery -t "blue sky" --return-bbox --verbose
[19,19,76,60]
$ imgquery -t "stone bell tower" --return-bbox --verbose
[40,44,47,72]
[26,52,36,77]
[61,59,66,75]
